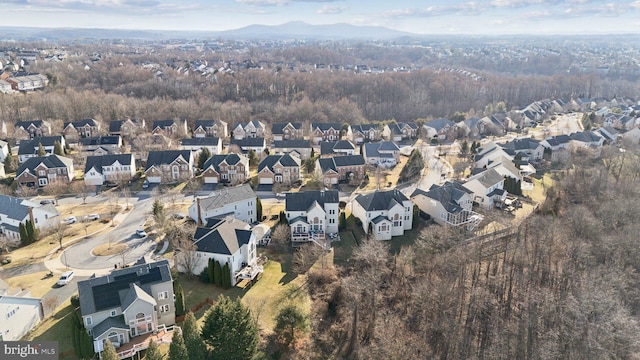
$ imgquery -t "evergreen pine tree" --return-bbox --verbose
[197,147,212,170]
[201,296,259,360]
[168,329,189,360]
[256,197,262,221]
[207,258,215,283]
[214,260,222,287]
[53,140,63,155]
[175,284,186,317]
[101,340,119,360]
[144,339,163,360]
[222,263,231,288]
[182,312,206,360]
[37,142,46,156]
[19,223,28,246]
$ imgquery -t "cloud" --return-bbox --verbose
[0,0,209,14]
[235,0,339,5]
[317,4,346,14]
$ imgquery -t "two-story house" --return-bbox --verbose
[499,138,544,163]
[423,118,456,140]
[271,122,304,141]
[193,120,228,138]
[0,139,9,164]
[77,259,177,357]
[348,124,383,144]
[180,217,262,286]
[13,120,51,140]
[17,136,66,164]
[285,190,339,249]
[79,136,122,155]
[316,155,366,186]
[232,120,266,140]
[229,137,266,156]
[351,190,414,240]
[257,154,301,185]
[319,140,357,158]
[411,182,482,230]
[151,120,187,137]
[144,150,193,184]
[540,135,572,162]
[201,154,249,185]
[384,122,418,142]
[180,137,223,156]
[0,195,59,243]
[0,293,43,341]
[62,118,100,140]
[15,154,74,188]
[108,119,145,138]
[463,168,507,210]
[363,141,400,167]
[272,140,313,160]
[311,123,342,144]
[84,154,136,186]
[189,183,257,225]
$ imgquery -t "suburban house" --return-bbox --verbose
[316,155,366,186]
[193,120,228,138]
[229,137,267,156]
[15,154,74,188]
[144,150,193,184]
[83,154,136,186]
[540,135,572,162]
[62,118,101,140]
[622,127,640,146]
[151,120,187,137]
[351,190,414,240]
[0,293,43,341]
[180,217,262,286]
[384,122,418,142]
[17,135,66,164]
[109,119,145,138]
[423,118,456,140]
[257,154,301,185]
[363,141,400,167]
[77,259,177,357]
[180,137,223,155]
[13,119,51,140]
[0,139,9,163]
[473,141,514,169]
[79,136,122,155]
[272,140,313,160]
[5,73,48,92]
[189,183,257,225]
[463,168,507,210]
[202,154,249,185]
[569,131,605,148]
[596,126,619,144]
[499,138,544,163]
[320,140,357,157]
[348,124,383,144]
[232,120,266,140]
[271,122,304,141]
[0,79,13,94]
[0,195,59,243]
[311,123,342,143]
[285,190,339,249]
[411,182,482,230]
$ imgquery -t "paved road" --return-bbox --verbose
[41,275,89,317]
[60,196,156,270]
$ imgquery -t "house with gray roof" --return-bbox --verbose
[144,150,193,184]
[79,136,122,155]
[285,190,339,249]
[62,118,100,140]
[311,123,342,143]
[229,137,266,156]
[272,139,313,160]
[0,292,43,341]
[189,183,257,225]
[108,119,145,138]
[423,118,456,140]
[232,120,265,140]
[84,154,136,186]
[383,122,418,142]
[319,140,357,158]
[271,122,304,141]
[351,190,414,240]
[363,141,400,167]
[16,154,74,188]
[77,258,177,357]
[463,168,506,210]
[193,119,227,139]
[0,195,59,243]
[541,135,572,162]
[348,123,383,144]
[179,217,262,286]
[17,135,66,164]
[411,182,482,230]
[316,155,366,186]
[180,137,222,155]
[257,154,300,185]
[201,153,249,185]
[499,138,543,162]
[151,119,187,137]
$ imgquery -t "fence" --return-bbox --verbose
[175,297,215,323]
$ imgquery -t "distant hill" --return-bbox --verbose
[0,22,417,42]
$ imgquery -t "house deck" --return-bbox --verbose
[115,325,180,359]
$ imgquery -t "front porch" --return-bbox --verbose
[114,325,181,360]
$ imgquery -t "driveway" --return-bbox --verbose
[41,275,89,317]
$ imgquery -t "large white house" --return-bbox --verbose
[285,190,339,249]
[411,182,482,230]
[463,168,507,210]
[189,184,257,225]
[0,195,59,243]
[83,154,136,186]
[0,293,43,341]
[181,217,262,286]
[351,190,414,240]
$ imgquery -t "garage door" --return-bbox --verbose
[259,177,273,185]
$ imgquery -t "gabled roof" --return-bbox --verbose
[271,122,302,134]
[197,183,255,210]
[312,123,341,132]
[77,259,172,316]
[109,119,131,133]
[286,190,339,212]
[0,195,37,221]
[411,181,472,213]
[64,118,97,129]
[18,136,64,155]
[569,131,603,143]
[16,154,73,176]
[14,120,44,129]
[466,168,504,188]
[318,155,365,173]
[424,118,454,131]
[320,140,355,155]
[500,138,541,152]
[193,218,252,255]
[152,119,177,129]
[351,123,381,133]
[258,154,299,172]
[181,137,220,147]
[84,154,134,175]
[203,153,244,173]
[92,315,128,338]
[543,135,571,147]
[371,215,391,224]
[145,150,191,170]
[355,190,408,212]
[273,140,311,148]
[79,136,120,146]
[230,137,265,148]
[194,119,225,130]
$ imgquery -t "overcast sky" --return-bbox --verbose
[1,0,639,35]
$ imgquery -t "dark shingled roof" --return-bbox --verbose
[285,190,339,212]
[152,119,177,129]
[569,131,602,143]
[15,120,44,129]
[543,135,571,147]
[230,137,265,148]
[109,120,126,133]
[425,118,455,131]
[320,140,355,155]
[500,138,541,152]
[203,153,243,173]
[16,154,73,176]
[84,154,134,175]
[145,150,191,170]
[194,120,215,129]
[258,154,299,172]
[273,140,311,148]
[355,190,408,211]
[18,136,64,155]
[193,218,252,255]
[181,137,220,147]
[318,154,365,172]
[91,315,128,338]
[351,124,381,133]
[0,195,31,221]
[79,136,120,146]
[271,122,302,134]
[63,118,97,129]
[411,181,472,214]
[312,123,341,132]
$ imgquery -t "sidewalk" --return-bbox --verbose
[43,208,134,277]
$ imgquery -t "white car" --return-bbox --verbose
[62,216,77,225]
[136,229,147,238]
[57,271,74,286]
[86,214,100,221]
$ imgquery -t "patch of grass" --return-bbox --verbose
[26,300,76,360]
[92,243,127,256]
[333,231,358,266]
[389,228,422,255]
[5,271,58,298]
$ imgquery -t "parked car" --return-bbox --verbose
[57,271,74,286]
[142,180,149,189]
[136,229,147,238]
[40,199,55,205]
[62,216,77,225]
[86,214,100,221]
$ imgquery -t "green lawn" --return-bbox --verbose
[26,300,76,360]
[333,231,358,266]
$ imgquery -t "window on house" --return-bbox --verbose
[160,304,170,313]
[158,291,169,300]
[110,310,117,317]
[85,316,92,326]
